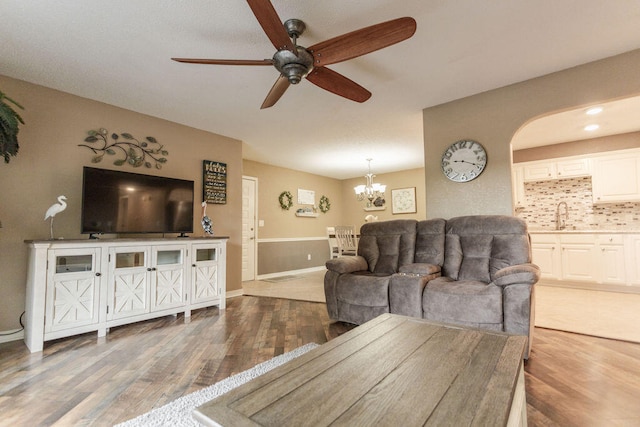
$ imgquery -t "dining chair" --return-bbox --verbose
[334,225,358,256]
[326,227,340,259]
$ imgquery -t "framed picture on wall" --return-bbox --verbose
[391,187,417,214]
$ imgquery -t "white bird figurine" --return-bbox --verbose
[45,195,67,239]
[201,201,213,235]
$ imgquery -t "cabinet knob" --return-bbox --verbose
[192,264,196,267]
[96,272,102,277]
[147,267,157,271]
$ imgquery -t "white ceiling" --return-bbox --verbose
[1,1,640,179]
[512,95,640,150]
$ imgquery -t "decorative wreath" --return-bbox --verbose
[278,191,293,210]
[319,195,331,213]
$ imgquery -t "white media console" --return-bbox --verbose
[24,237,228,352]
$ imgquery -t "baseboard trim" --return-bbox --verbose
[0,329,24,344]
[257,266,325,281]
[226,289,244,299]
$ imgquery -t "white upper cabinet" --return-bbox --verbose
[523,162,557,181]
[556,158,591,178]
[521,157,590,182]
[592,149,640,203]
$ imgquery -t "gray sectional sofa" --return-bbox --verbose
[324,216,540,357]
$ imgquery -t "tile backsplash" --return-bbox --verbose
[515,176,640,231]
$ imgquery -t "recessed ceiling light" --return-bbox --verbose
[586,107,603,115]
[584,124,599,132]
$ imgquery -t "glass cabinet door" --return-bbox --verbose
[46,248,101,332]
[151,246,186,311]
[108,246,150,320]
[191,244,221,304]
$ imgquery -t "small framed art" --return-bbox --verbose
[391,187,417,214]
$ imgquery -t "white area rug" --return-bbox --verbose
[115,343,319,427]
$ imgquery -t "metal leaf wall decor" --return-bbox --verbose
[78,128,168,168]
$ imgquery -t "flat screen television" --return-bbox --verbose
[81,167,194,236]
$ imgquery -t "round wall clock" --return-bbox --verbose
[441,139,487,182]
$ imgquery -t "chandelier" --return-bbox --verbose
[354,159,386,207]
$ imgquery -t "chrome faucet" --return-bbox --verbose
[555,201,568,230]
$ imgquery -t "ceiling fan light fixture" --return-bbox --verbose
[281,63,308,84]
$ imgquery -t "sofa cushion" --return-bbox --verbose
[336,273,390,307]
[422,277,503,325]
[415,218,446,266]
[358,219,417,274]
[442,215,531,282]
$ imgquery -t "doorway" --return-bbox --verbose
[242,176,257,281]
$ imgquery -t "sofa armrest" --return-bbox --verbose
[398,263,441,276]
[326,256,369,274]
[492,263,541,287]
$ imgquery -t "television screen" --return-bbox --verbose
[81,167,194,235]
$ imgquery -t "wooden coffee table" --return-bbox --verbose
[194,314,528,426]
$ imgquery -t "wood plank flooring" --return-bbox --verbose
[1,296,639,426]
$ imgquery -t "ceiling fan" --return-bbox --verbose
[172,0,416,109]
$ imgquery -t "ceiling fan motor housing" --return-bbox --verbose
[273,46,314,84]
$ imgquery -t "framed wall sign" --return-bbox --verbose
[203,160,227,204]
[391,187,417,214]
[297,188,315,205]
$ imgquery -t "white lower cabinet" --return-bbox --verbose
[559,234,598,282]
[530,234,561,280]
[531,232,635,287]
[597,234,626,285]
[25,237,227,352]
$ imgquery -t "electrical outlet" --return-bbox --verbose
[307,254,311,260]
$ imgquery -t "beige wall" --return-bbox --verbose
[513,131,640,163]
[242,160,344,238]
[242,161,426,275]
[423,49,640,219]
[243,160,426,235]
[0,75,243,333]
[341,168,426,230]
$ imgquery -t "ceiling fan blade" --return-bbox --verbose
[261,75,291,109]
[246,0,296,54]
[307,17,416,67]
[172,58,273,66]
[306,67,371,103]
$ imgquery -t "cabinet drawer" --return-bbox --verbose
[597,234,624,245]
[559,234,595,244]
[530,233,557,244]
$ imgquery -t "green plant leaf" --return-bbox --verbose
[158,157,167,163]
[146,136,157,144]
[161,150,168,155]
[91,155,103,163]
[84,136,98,142]
[141,142,148,147]
[88,130,97,136]
[114,159,125,166]
[145,162,152,168]
[156,163,162,170]
[121,133,133,139]
[106,148,115,155]
[111,133,119,140]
